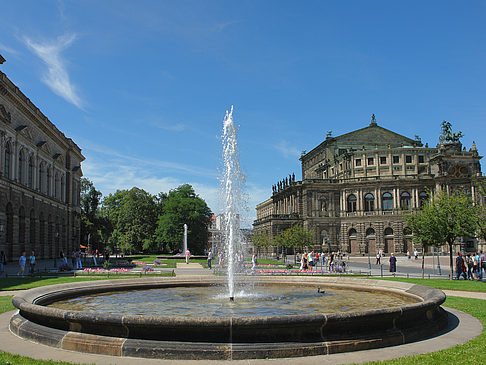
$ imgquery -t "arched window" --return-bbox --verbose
[419,191,428,208]
[364,193,374,212]
[60,174,65,202]
[54,172,59,200]
[46,167,51,196]
[28,156,34,188]
[4,142,11,179]
[30,209,36,250]
[366,228,375,237]
[384,227,394,236]
[400,192,411,209]
[38,163,44,193]
[18,150,24,184]
[382,192,393,211]
[347,194,357,212]
[19,206,25,250]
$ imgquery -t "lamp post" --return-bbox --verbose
[366,237,371,269]
[437,246,442,275]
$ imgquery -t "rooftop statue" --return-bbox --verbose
[439,120,463,143]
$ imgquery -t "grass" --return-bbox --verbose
[0,276,484,364]
[364,296,486,364]
[374,277,486,292]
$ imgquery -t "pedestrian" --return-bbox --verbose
[389,253,397,276]
[185,249,191,264]
[18,251,26,276]
[218,251,223,268]
[321,252,326,266]
[414,249,418,260]
[303,253,309,271]
[0,250,6,275]
[472,253,479,280]
[29,251,36,276]
[375,251,381,265]
[465,254,473,280]
[329,252,335,271]
[407,250,411,260]
[251,253,257,273]
[480,251,485,279]
[75,250,82,269]
[308,251,314,271]
[455,252,467,280]
[207,249,213,269]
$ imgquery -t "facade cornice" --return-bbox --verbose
[0,71,84,162]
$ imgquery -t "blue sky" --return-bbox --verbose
[1,0,485,226]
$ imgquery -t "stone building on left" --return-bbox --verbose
[0,55,85,261]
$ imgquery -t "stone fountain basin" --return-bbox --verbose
[10,276,447,359]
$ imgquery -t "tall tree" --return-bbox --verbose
[155,184,212,254]
[405,190,479,280]
[102,188,157,254]
[80,178,103,252]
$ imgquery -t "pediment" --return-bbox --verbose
[17,126,34,142]
[0,104,11,124]
[335,125,419,147]
[36,140,51,154]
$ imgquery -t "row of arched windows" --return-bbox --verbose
[4,202,69,259]
[346,191,428,212]
[3,142,65,202]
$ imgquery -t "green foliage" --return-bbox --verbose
[102,188,158,254]
[154,184,212,254]
[80,178,105,252]
[276,225,314,251]
[404,190,480,279]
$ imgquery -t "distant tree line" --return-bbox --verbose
[80,179,212,255]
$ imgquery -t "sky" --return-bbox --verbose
[1,0,485,227]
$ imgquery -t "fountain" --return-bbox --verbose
[222,105,243,301]
[9,106,448,360]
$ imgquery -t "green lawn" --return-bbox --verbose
[363,296,486,364]
[0,278,484,364]
[374,277,486,292]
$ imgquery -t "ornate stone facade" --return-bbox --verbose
[254,116,484,254]
[0,55,84,261]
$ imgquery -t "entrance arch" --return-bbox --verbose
[384,227,394,253]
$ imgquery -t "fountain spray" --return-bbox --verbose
[222,106,242,301]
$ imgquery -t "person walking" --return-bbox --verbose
[251,253,257,273]
[455,252,467,280]
[185,249,191,264]
[389,253,397,276]
[375,251,381,265]
[29,251,36,276]
[308,251,314,271]
[479,251,485,279]
[207,249,213,269]
[0,250,6,275]
[18,251,26,276]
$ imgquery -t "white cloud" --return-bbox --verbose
[23,33,83,108]
[81,142,268,228]
[0,42,20,57]
[273,140,301,159]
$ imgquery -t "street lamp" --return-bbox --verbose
[366,237,371,269]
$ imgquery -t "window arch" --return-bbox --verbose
[18,149,24,184]
[384,227,394,236]
[55,172,60,200]
[39,162,45,193]
[366,228,375,237]
[400,191,411,209]
[4,142,11,179]
[382,192,393,211]
[46,167,51,196]
[364,193,374,212]
[348,228,357,237]
[347,194,357,212]
[419,191,428,208]
[28,156,34,189]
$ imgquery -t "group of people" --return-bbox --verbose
[2,251,37,277]
[455,251,485,280]
[298,251,342,271]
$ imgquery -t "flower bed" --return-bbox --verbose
[83,268,131,274]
